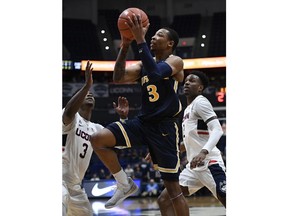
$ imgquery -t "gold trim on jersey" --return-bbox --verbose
[153,159,180,173]
[152,122,181,174]
[173,101,182,117]
[172,80,183,117]
[174,122,180,153]
[173,80,178,93]
[115,122,131,148]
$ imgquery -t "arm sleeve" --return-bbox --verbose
[202,119,223,153]
[194,97,223,153]
[137,42,172,81]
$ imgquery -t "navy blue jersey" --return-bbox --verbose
[138,63,182,121]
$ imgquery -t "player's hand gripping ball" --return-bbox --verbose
[117,7,149,40]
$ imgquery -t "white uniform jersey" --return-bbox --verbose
[62,110,104,186]
[182,95,223,166]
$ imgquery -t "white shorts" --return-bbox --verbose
[62,181,93,216]
[62,181,68,216]
[179,161,226,198]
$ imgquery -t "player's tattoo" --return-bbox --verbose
[113,46,129,81]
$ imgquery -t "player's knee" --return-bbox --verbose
[90,129,114,149]
[157,193,165,206]
[157,191,170,207]
[90,132,102,148]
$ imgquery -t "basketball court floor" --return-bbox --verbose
[90,195,226,216]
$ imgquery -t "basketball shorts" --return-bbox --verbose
[62,181,68,216]
[179,161,226,199]
[106,117,181,181]
[62,181,93,216]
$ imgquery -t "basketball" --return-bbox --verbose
[117,7,149,40]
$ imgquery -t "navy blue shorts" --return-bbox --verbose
[106,117,181,181]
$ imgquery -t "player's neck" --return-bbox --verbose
[78,110,92,121]
[186,95,198,105]
[154,51,172,62]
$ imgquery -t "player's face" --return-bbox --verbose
[183,74,203,96]
[150,29,172,51]
[84,91,95,107]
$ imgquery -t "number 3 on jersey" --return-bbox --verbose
[79,143,88,158]
[147,85,159,102]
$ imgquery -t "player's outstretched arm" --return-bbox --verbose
[62,61,93,125]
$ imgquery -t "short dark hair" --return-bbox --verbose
[190,70,209,90]
[162,27,179,51]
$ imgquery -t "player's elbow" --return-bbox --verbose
[215,127,224,140]
[209,120,224,139]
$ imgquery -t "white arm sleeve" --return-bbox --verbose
[202,119,223,153]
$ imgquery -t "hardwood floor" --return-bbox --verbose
[90,195,226,215]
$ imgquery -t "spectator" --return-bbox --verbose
[139,158,150,176]
[134,165,143,179]
[154,170,161,183]
[98,168,107,179]
[90,173,100,181]
[124,164,134,178]
[141,179,159,197]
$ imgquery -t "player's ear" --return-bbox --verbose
[168,40,174,49]
[198,85,204,92]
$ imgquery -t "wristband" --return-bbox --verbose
[200,149,209,155]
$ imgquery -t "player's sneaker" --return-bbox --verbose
[105,177,138,209]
